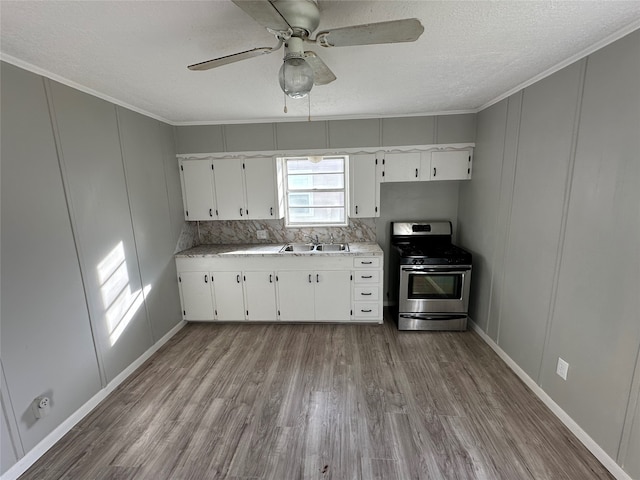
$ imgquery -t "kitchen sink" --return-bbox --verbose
[316,243,350,252]
[279,242,350,253]
[279,243,316,252]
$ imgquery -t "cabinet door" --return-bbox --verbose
[244,271,277,321]
[244,157,279,219]
[276,271,315,321]
[212,271,246,320]
[178,271,214,321]
[180,159,216,220]
[430,150,472,180]
[213,158,246,220]
[383,152,421,182]
[349,153,379,218]
[314,270,352,321]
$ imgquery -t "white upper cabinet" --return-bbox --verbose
[213,158,246,220]
[349,153,380,218]
[428,149,473,180]
[180,156,283,221]
[180,158,216,220]
[243,157,281,219]
[381,152,422,182]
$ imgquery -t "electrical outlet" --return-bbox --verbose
[257,230,268,240]
[32,396,51,419]
[556,358,569,380]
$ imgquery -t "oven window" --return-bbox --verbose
[408,274,462,300]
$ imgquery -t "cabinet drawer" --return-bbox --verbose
[354,257,380,268]
[353,303,380,318]
[354,286,379,301]
[353,270,380,283]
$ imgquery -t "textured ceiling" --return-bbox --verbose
[1,1,639,125]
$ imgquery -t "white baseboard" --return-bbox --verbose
[468,319,632,480]
[1,321,186,480]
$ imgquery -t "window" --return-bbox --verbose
[282,155,348,226]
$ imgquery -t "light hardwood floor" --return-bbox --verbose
[21,312,613,479]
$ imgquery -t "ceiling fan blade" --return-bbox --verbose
[231,0,291,32]
[304,51,336,85]
[188,46,277,71]
[315,18,424,48]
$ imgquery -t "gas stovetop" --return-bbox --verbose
[393,244,472,265]
[391,221,472,266]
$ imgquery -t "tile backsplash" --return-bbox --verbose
[196,218,376,245]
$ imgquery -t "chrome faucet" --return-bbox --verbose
[303,234,319,245]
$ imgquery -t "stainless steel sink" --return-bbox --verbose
[279,243,316,253]
[316,243,349,252]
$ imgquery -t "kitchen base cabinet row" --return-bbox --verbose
[175,256,382,324]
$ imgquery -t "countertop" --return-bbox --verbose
[175,242,383,258]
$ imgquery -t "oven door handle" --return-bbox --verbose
[400,314,468,320]
[401,267,470,273]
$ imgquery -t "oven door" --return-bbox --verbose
[399,266,471,314]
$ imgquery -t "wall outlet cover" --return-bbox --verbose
[257,230,268,240]
[556,357,569,380]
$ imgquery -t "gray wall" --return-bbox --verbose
[0,62,184,474]
[175,113,476,153]
[457,30,640,478]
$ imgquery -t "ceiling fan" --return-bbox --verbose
[188,0,424,99]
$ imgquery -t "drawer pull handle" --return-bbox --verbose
[361,292,372,296]
[308,274,312,283]
[316,274,320,283]
[361,309,372,313]
[361,261,373,264]
[236,274,240,283]
[361,275,373,279]
[269,274,273,283]
[204,274,208,283]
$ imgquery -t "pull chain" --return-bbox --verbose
[307,93,311,121]
[284,93,288,114]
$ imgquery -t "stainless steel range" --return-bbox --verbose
[390,221,472,331]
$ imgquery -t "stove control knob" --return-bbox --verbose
[412,259,418,265]
[419,259,424,265]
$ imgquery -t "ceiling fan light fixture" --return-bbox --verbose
[279,54,314,99]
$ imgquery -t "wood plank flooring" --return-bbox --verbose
[21,312,613,479]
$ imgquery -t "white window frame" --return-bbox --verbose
[281,155,349,227]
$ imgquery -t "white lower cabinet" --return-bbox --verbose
[311,270,352,321]
[244,271,277,321]
[176,253,383,323]
[276,271,315,321]
[212,271,245,320]
[178,271,214,321]
[352,257,383,321]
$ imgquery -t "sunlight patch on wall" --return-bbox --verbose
[97,242,151,347]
